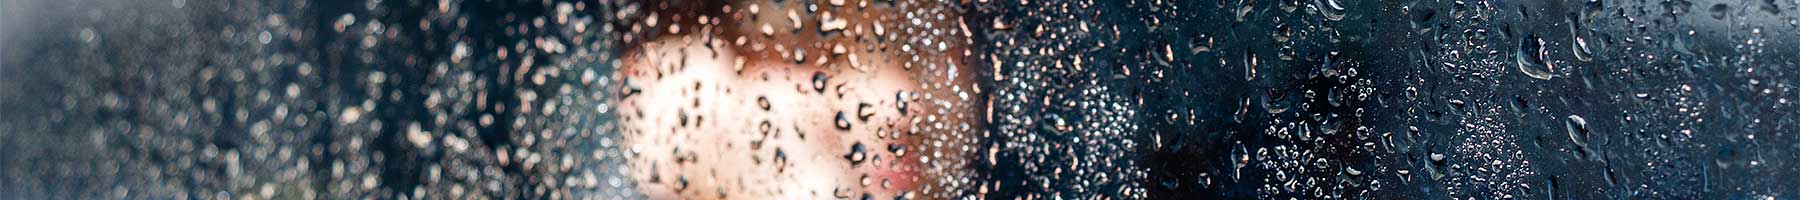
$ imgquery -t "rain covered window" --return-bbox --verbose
[1,0,1796,199]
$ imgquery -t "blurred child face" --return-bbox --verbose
[616,0,977,199]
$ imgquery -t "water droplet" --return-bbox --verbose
[77,28,96,43]
[1236,0,1255,21]
[1318,0,1348,21]
[1710,4,1731,20]
[1583,0,1606,18]
[334,14,356,32]
[894,92,909,115]
[757,96,772,111]
[887,143,906,157]
[339,107,363,124]
[1244,51,1259,81]
[1516,33,1555,80]
[1281,0,1302,12]
[856,103,875,121]
[844,142,867,165]
[759,121,774,136]
[1571,26,1597,62]
[834,111,852,130]
[1043,114,1072,133]
[1566,115,1590,147]
[1262,89,1290,114]
[761,24,776,36]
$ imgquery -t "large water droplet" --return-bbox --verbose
[1710,4,1731,20]
[1583,0,1607,19]
[1262,89,1290,114]
[1516,33,1555,80]
[1235,0,1255,21]
[1571,39,1593,62]
[1317,0,1348,21]
[1571,24,1598,62]
[1566,115,1590,148]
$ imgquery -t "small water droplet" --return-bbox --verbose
[1244,51,1259,81]
[844,142,867,165]
[834,111,852,130]
[895,92,909,115]
[334,14,356,32]
[759,121,774,136]
[78,28,96,43]
[856,103,875,121]
[757,96,772,111]
[888,143,906,157]
[1043,114,1072,133]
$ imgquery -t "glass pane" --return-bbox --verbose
[1,0,1794,199]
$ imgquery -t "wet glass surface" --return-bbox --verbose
[3,0,1799,199]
